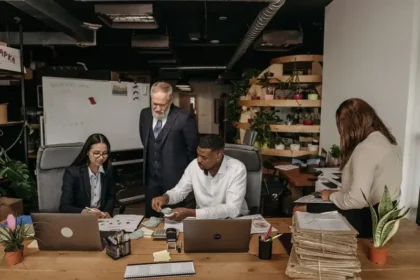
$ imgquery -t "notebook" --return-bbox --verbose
[124,261,195,279]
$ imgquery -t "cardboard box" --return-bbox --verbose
[0,197,23,221]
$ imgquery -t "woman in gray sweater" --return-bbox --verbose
[296,98,402,237]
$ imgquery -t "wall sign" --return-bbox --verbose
[0,45,24,73]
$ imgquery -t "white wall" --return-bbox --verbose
[320,0,420,218]
[172,81,232,134]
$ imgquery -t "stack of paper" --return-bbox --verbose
[98,215,144,232]
[286,211,361,280]
[153,250,171,262]
[236,214,278,234]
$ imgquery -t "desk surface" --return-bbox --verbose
[272,162,316,188]
[1,218,420,280]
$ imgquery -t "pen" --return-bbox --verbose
[268,234,283,242]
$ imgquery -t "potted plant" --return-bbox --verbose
[255,71,280,100]
[329,144,341,166]
[301,112,314,125]
[362,186,409,265]
[0,122,38,214]
[249,109,280,149]
[273,133,285,150]
[0,214,33,265]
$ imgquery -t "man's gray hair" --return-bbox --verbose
[150,81,173,99]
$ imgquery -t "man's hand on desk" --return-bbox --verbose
[152,195,169,212]
[321,189,338,201]
[167,208,195,221]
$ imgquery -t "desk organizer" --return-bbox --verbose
[104,230,131,260]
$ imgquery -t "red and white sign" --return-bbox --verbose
[0,45,24,73]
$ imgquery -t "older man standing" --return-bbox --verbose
[140,81,198,217]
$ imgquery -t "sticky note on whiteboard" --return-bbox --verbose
[89,97,96,105]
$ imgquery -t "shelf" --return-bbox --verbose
[261,148,318,157]
[0,69,33,80]
[249,74,322,84]
[0,121,24,127]
[234,122,320,133]
[270,55,323,65]
[239,99,321,107]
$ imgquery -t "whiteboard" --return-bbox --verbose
[42,77,150,151]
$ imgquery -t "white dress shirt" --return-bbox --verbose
[165,155,249,219]
[88,165,105,208]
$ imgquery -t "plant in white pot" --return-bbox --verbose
[329,144,341,167]
[362,186,409,265]
[273,133,285,150]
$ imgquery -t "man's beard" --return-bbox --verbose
[152,109,169,120]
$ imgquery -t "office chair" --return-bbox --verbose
[36,143,84,212]
[224,143,262,214]
[36,142,133,215]
[243,129,258,146]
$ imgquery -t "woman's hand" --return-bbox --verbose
[321,190,338,201]
[99,212,111,219]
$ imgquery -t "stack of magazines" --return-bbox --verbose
[286,211,362,280]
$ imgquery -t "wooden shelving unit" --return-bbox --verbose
[239,99,321,108]
[0,121,24,127]
[260,148,318,157]
[233,122,320,133]
[237,54,323,158]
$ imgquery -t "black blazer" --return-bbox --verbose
[59,165,116,215]
[139,104,198,191]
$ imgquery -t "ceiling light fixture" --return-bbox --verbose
[210,39,220,44]
[219,16,228,21]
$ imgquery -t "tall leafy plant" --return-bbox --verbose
[250,109,281,146]
[362,186,409,248]
[0,122,37,213]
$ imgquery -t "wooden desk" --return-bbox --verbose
[270,162,316,200]
[1,218,420,280]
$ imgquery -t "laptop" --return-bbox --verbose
[31,213,103,251]
[183,219,252,253]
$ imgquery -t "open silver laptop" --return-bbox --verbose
[31,213,103,251]
[183,219,252,253]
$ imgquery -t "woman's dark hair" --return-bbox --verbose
[336,98,397,170]
[72,133,111,169]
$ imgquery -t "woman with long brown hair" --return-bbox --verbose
[298,98,402,237]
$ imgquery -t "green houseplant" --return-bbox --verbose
[249,109,280,148]
[329,144,341,166]
[0,122,37,213]
[362,186,409,265]
[0,214,33,265]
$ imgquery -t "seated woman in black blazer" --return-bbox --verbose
[59,133,116,218]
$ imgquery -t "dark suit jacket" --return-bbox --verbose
[59,165,116,215]
[139,104,198,191]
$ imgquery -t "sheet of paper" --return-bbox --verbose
[275,164,299,171]
[27,240,38,248]
[98,214,144,232]
[236,214,278,234]
[164,219,184,232]
[153,249,171,262]
[139,227,154,238]
[294,194,333,204]
[295,211,351,231]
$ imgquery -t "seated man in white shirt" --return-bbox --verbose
[151,134,249,221]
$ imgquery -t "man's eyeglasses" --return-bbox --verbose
[91,151,109,159]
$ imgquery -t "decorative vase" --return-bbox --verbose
[275,144,285,150]
[302,120,313,125]
[332,157,340,167]
[293,92,303,100]
[265,94,274,100]
[5,249,24,265]
[307,93,319,100]
[369,246,388,265]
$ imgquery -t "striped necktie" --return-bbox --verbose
[153,119,163,138]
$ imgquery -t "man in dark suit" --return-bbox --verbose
[139,81,198,217]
